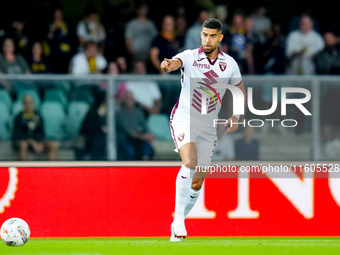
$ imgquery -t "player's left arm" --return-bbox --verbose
[225,82,245,134]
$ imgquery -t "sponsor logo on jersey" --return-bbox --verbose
[219,61,227,72]
[193,60,210,69]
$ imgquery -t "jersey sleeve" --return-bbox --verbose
[229,58,243,86]
[172,50,190,69]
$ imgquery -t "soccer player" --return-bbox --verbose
[161,18,245,242]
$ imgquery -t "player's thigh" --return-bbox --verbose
[196,130,217,168]
[170,121,198,168]
[170,121,191,152]
[179,142,197,169]
[191,131,217,190]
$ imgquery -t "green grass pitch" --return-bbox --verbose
[0,237,340,255]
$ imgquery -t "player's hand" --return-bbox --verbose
[225,116,239,134]
[161,58,172,72]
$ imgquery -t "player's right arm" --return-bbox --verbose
[160,58,182,73]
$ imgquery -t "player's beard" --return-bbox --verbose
[203,44,217,55]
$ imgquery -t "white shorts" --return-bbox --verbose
[169,119,217,167]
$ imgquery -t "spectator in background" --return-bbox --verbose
[184,9,211,49]
[125,2,157,63]
[100,61,120,90]
[226,14,254,74]
[260,23,286,74]
[286,15,324,75]
[174,15,187,52]
[215,5,230,53]
[288,11,320,33]
[12,95,57,160]
[107,61,119,75]
[116,56,128,74]
[77,4,106,51]
[249,5,272,44]
[116,90,154,160]
[244,17,254,41]
[47,5,72,73]
[235,126,259,161]
[315,32,340,74]
[80,93,107,160]
[150,15,180,74]
[0,38,30,74]
[244,17,255,74]
[317,33,340,148]
[29,41,53,74]
[8,19,29,57]
[212,124,235,161]
[150,15,181,114]
[125,61,162,115]
[69,41,107,74]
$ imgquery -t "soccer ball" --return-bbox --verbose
[1,218,30,246]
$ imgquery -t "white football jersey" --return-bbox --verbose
[170,46,242,127]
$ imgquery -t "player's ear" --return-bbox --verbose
[219,33,224,42]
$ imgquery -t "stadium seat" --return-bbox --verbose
[0,89,13,111]
[0,102,11,140]
[11,81,37,96]
[147,114,173,141]
[70,87,95,106]
[11,101,24,120]
[65,101,90,139]
[44,89,68,109]
[50,81,72,92]
[40,102,66,141]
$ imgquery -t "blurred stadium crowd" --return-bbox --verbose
[0,0,339,161]
[0,0,338,75]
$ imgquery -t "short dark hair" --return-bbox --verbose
[202,18,223,32]
[84,4,98,16]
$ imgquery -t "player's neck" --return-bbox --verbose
[205,49,218,60]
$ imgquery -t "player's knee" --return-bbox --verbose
[183,160,197,170]
[191,181,202,191]
[182,154,198,170]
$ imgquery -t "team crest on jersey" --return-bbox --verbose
[177,132,185,142]
[219,61,227,72]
